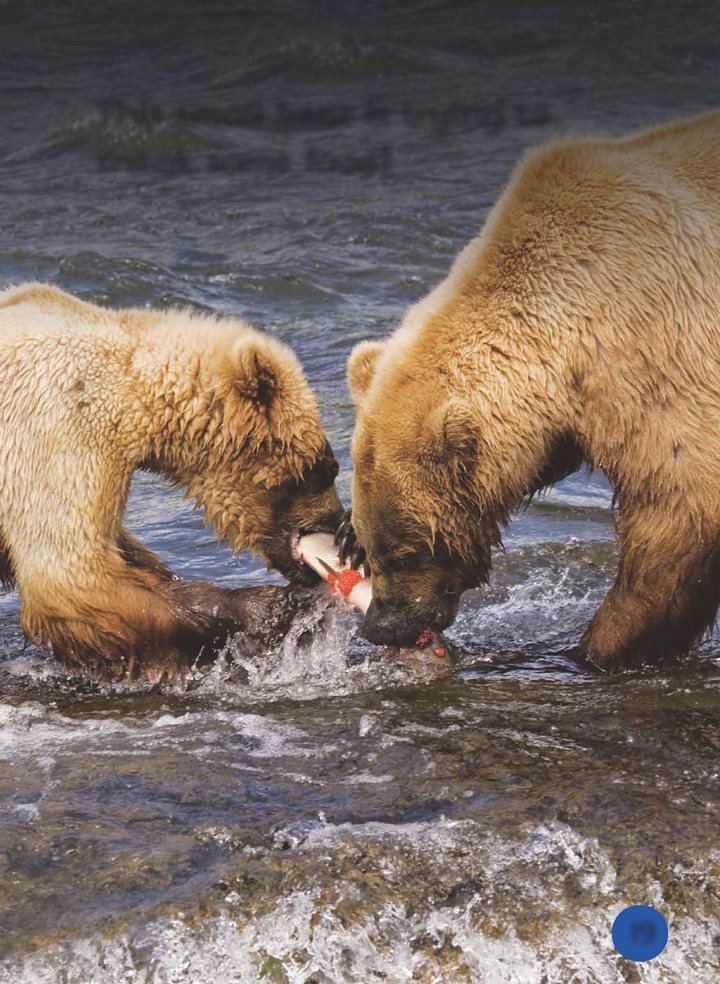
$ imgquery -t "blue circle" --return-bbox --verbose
[612,906,668,962]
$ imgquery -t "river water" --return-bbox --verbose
[0,2,719,981]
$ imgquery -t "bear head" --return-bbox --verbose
[164,324,345,586]
[346,339,500,645]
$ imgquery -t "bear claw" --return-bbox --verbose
[335,509,366,570]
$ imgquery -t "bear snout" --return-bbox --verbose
[363,595,455,648]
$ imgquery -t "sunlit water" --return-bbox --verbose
[1,2,719,981]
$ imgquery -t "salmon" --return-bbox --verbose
[294,532,453,666]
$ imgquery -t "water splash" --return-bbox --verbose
[2,817,717,983]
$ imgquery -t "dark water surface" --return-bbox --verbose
[1,2,719,980]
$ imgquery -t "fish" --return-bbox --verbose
[293,531,454,670]
[293,531,373,613]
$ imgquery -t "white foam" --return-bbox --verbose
[191,601,399,704]
[3,887,715,984]
[518,821,617,895]
[0,815,717,983]
[341,772,394,785]
[0,703,134,762]
[0,702,323,766]
[449,563,604,651]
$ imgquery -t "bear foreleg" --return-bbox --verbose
[582,504,720,670]
[20,570,217,681]
[22,569,312,682]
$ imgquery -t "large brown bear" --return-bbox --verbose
[342,110,720,671]
[0,284,343,678]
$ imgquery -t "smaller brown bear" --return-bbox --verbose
[0,283,344,679]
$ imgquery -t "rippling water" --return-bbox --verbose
[1,2,719,981]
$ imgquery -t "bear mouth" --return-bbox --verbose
[287,526,340,586]
[290,529,303,564]
[290,524,338,562]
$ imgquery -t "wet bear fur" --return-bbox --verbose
[0,284,343,679]
[346,110,720,670]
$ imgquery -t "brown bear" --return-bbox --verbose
[0,283,343,678]
[341,109,720,671]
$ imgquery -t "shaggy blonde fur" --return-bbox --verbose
[348,110,720,668]
[0,284,342,676]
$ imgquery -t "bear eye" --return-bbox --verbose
[301,443,339,490]
[384,552,415,574]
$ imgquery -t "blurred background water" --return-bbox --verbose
[0,2,719,980]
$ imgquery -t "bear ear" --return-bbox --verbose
[347,340,386,406]
[220,337,286,447]
[421,399,478,466]
[230,338,282,409]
